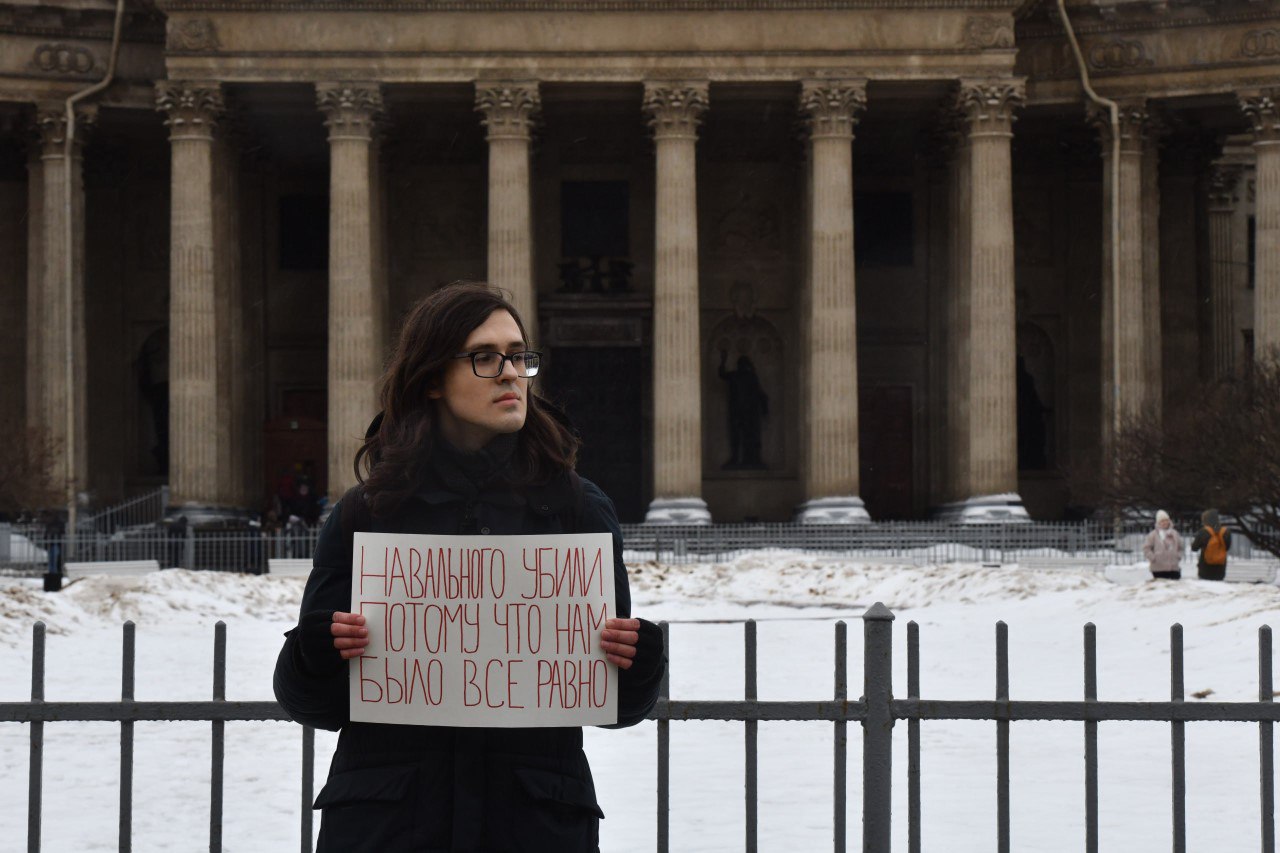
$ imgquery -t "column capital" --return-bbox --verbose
[1240,88,1280,144]
[316,83,383,142]
[34,104,96,156]
[798,80,867,140]
[1088,99,1154,155]
[954,79,1024,136]
[475,82,540,142]
[1207,162,1243,210]
[155,81,224,141]
[643,82,709,141]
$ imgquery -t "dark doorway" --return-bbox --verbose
[543,346,647,522]
[263,415,326,519]
[859,385,915,519]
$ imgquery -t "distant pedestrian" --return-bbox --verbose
[1190,508,1231,581]
[1142,509,1183,580]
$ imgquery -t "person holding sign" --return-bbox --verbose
[274,282,665,853]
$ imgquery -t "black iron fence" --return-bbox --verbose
[3,608,1276,852]
[3,520,1276,576]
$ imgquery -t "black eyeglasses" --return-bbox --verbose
[451,350,542,378]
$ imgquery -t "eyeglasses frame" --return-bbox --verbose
[450,350,543,379]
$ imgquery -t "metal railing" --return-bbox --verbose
[79,486,170,534]
[4,608,1275,852]
[4,520,1278,577]
[620,520,1278,565]
[1,527,322,575]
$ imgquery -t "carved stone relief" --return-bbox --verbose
[1241,29,1280,59]
[1087,39,1154,71]
[963,16,1014,50]
[32,43,96,75]
[167,18,221,52]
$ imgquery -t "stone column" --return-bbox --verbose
[643,82,710,524]
[945,108,973,506]
[795,80,870,523]
[212,127,246,508]
[950,80,1027,520]
[1092,100,1155,454]
[24,141,45,466]
[156,83,224,512]
[1206,163,1241,377]
[1241,89,1280,360]
[1141,121,1163,425]
[318,84,383,501]
[31,104,93,501]
[476,82,539,336]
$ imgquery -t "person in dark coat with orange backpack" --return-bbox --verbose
[273,282,666,852]
[1190,508,1232,581]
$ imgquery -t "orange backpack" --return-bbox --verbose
[1202,526,1228,565]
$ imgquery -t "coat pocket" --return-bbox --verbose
[313,764,419,853]
[313,763,416,809]
[514,766,606,819]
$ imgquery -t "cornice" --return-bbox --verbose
[1019,8,1280,40]
[0,24,165,43]
[157,0,1019,9]
[0,6,166,43]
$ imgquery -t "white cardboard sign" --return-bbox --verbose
[348,531,617,727]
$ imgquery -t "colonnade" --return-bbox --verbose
[21,79,1278,520]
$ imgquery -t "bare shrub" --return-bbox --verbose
[1095,355,1280,559]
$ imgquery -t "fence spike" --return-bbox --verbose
[121,621,135,853]
[1171,624,1186,853]
[28,622,45,853]
[1260,625,1275,853]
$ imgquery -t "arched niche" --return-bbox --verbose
[704,281,786,476]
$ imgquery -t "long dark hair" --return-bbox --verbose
[354,281,578,517]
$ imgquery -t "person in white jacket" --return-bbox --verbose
[1142,509,1183,580]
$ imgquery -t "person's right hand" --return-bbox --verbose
[330,611,370,659]
[297,609,369,674]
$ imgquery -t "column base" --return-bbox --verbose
[795,496,872,524]
[934,493,1030,524]
[644,497,712,525]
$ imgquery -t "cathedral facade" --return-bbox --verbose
[1,0,1277,523]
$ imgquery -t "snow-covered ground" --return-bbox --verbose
[1,554,1277,852]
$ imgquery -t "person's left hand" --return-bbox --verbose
[600,618,641,669]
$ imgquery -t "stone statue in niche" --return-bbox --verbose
[718,349,769,469]
[709,281,780,471]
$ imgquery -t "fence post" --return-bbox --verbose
[863,602,895,852]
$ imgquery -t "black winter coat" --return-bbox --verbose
[273,470,665,853]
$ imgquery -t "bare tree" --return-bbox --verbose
[1096,357,1280,559]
